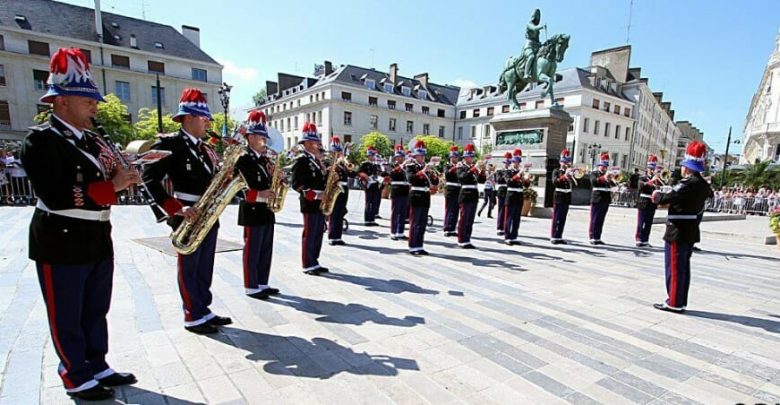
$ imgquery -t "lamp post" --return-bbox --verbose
[587,143,602,171]
[217,82,232,137]
[719,126,741,187]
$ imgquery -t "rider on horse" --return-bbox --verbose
[522,9,546,80]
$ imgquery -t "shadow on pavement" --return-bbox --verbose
[321,272,439,295]
[265,294,425,327]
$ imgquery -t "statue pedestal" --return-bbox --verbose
[489,107,573,209]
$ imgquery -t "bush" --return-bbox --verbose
[352,131,393,163]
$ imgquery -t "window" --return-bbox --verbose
[402,86,411,97]
[603,102,611,112]
[280,120,284,132]
[615,124,621,139]
[111,54,130,68]
[624,107,631,117]
[470,126,476,138]
[33,69,48,90]
[487,107,494,116]
[423,123,430,135]
[192,68,207,82]
[625,127,631,141]
[457,126,464,140]
[370,114,378,129]
[151,86,165,105]
[592,99,600,109]
[406,120,414,134]
[310,95,314,103]
[0,101,10,128]
[614,105,621,115]
[519,102,526,110]
[148,61,165,74]
[365,79,375,90]
[369,96,378,107]
[604,122,610,137]
[568,124,574,133]
[341,91,352,102]
[405,103,414,112]
[0,65,5,86]
[28,40,50,56]
[473,108,480,118]
[0,35,4,50]
[438,126,445,138]
[502,105,510,113]
[484,126,490,139]
[154,42,164,49]
[312,111,317,124]
[612,153,618,165]
[417,89,428,100]
[459,111,466,119]
[344,111,352,126]
[388,100,396,110]
[422,106,430,115]
[115,81,131,101]
[389,118,397,132]
[344,135,352,143]
[297,99,301,107]
[36,104,49,114]
[294,116,298,129]
[80,49,92,63]
[535,100,544,109]
[583,118,589,133]
[286,118,291,131]
[438,109,445,118]
[594,120,600,134]
[384,83,394,93]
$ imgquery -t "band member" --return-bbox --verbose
[389,145,410,240]
[235,111,279,300]
[478,163,496,218]
[327,136,353,246]
[636,155,661,247]
[504,148,525,245]
[588,152,615,245]
[407,140,438,255]
[442,145,461,237]
[652,141,712,313]
[358,147,382,226]
[22,48,138,400]
[291,123,329,275]
[551,148,574,244]
[456,144,485,248]
[495,151,511,235]
[143,88,233,334]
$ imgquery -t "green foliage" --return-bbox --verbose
[770,208,780,234]
[714,160,780,189]
[410,135,458,163]
[33,94,134,146]
[252,88,267,107]
[355,131,393,162]
[134,108,178,140]
[209,113,237,137]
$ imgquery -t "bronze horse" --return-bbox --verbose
[498,33,570,110]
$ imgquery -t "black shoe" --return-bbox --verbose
[444,231,457,237]
[400,235,409,240]
[375,215,382,219]
[559,240,568,245]
[390,236,399,241]
[329,240,347,246]
[97,372,137,387]
[551,239,562,245]
[418,250,429,256]
[68,385,114,401]
[248,290,271,300]
[207,315,233,326]
[487,214,493,219]
[460,244,476,249]
[317,267,330,274]
[653,303,685,313]
[497,231,504,236]
[364,222,379,227]
[185,323,219,335]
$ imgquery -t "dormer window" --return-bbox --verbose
[365,79,375,90]
[401,86,411,97]
[384,83,394,93]
[417,89,428,100]
[111,22,120,28]
[154,42,164,49]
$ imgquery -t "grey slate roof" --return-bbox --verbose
[0,0,218,65]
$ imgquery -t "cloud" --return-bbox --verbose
[219,59,259,82]
[452,78,478,89]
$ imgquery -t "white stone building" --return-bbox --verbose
[0,0,223,141]
[742,31,780,164]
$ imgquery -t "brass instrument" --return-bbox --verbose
[319,157,343,216]
[607,166,623,183]
[267,150,288,213]
[172,144,247,255]
[567,167,586,180]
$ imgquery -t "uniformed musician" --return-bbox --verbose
[588,152,615,245]
[22,48,138,401]
[456,144,485,248]
[442,145,461,237]
[407,140,438,255]
[358,147,382,226]
[143,88,233,334]
[495,151,511,236]
[388,144,410,240]
[291,123,330,275]
[635,155,661,247]
[235,111,279,300]
[651,141,712,313]
[503,148,525,245]
[550,148,574,244]
[327,136,353,246]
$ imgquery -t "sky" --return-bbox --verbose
[58,0,780,155]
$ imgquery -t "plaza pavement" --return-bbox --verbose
[0,193,779,404]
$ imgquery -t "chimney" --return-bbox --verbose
[129,34,137,48]
[324,61,334,76]
[389,63,398,85]
[181,25,200,47]
[414,73,429,88]
[94,0,103,40]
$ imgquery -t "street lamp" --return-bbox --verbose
[587,143,602,171]
[719,126,741,187]
[217,82,232,136]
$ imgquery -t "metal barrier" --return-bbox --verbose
[0,172,36,206]
[607,188,775,216]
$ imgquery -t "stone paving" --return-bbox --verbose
[0,193,779,404]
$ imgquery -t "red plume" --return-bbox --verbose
[685,141,707,158]
[464,144,475,152]
[503,152,512,159]
[647,154,658,163]
[246,110,266,125]
[513,148,523,157]
[600,152,610,160]
[180,88,206,103]
[449,145,459,152]
[561,148,570,157]
[415,140,425,149]
[395,144,403,152]
[332,136,341,144]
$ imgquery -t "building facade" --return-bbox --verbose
[0,0,223,141]
[742,31,780,164]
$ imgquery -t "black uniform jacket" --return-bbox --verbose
[22,116,119,264]
[358,160,382,190]
[235,148,275,227]
[658,172,711,244]
[457,163,485,203]
[291,151,326,213]
[389,163,410,197]
[443,163,461,199]
[636,174,659,210]
[552,168,573,205]
[589,170,613,204]
[406,161,436,208]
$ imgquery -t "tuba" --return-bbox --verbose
[319,158,343,216]
[171,144,247,255]
[267,150,288,213]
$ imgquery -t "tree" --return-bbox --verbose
[33,93,135,146]
[252,88,267,107]
[134,108,178,140]
[735,160,779,189]
[353,131,393,163]
[210,112,237,137]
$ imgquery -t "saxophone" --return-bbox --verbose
[171,144,247,255]
[267,151,288,213]
[319,159,343,216]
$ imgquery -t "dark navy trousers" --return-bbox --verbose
[635,205,657,243]
[504,200,522,241]
[665,240,693,308]
[443,195,460,232]
[458,201,477,244]
[177,225,218,326]
[496,194,506,232]
[243,224,274,291]
[328,192,348,241]
[302,211,325,270]
[36,258,113,392]
[408,205,429,251]
[551,202,570,240]
[390,195,409,236]
[589,202,610,240]
[364,187,379,223]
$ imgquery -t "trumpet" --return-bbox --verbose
[336,156,354,171]
[607,167,623,183]
[566,167,586,180]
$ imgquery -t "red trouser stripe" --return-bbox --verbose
[669,241,679,308]
[302,213,309,267]
[42,263,75,388]
[177,254,193,321]
[243,226,251,288]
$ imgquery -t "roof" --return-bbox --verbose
[0,0,218,65]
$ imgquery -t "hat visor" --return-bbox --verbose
[597,162,609,167]
[40,86,105,104]
[172,110,214,123]
[681,160,704,172]
[246,130,270,138]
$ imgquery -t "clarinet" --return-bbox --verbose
[90,118,169,223]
